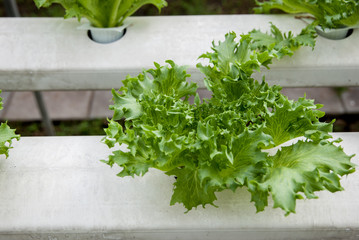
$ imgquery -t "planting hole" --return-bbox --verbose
[316,27,354,40]
[87,28,127,44]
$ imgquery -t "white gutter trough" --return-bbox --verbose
[0,133,358,239]
[0,15,358,91]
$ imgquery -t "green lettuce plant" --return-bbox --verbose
[33,0,168,28]
[102,25,355,215]
[0,91,20,158]
[255,0,359,29]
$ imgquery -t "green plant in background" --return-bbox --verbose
[0,91,20,158]
[1,0,255,17]
[162,0,255,15]
[102,24,355,215]
[33,0,168,27]
[255,0,359,29]
[249,23,316,57]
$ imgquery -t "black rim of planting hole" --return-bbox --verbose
[346,28,354,38]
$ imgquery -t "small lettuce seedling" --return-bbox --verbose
[0,91,20,158]
[33,0,167,28]
[255,0,359,29]
[102,25,355,215]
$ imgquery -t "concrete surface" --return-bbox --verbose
[0,91,93,120]
[0,133,358,239]
[341,88,359,114]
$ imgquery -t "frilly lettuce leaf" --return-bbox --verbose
[167,167,218,212]
[0,91,20,158]
[250,140,355,215]
[262,95,333,147]
[255,0,359,29]
[249,23,316,58]
[102,25,355,215]
[34,0,167,27]
[197,24,316,101]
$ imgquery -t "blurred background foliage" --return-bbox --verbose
[0,0,257,17]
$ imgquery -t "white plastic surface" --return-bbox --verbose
[315,26,352,40]
[78,23,127,44]
[0,15,359,91]
[90,28,125,44]
[0,133,358,239]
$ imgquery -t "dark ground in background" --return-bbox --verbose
[0,0,358,135]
